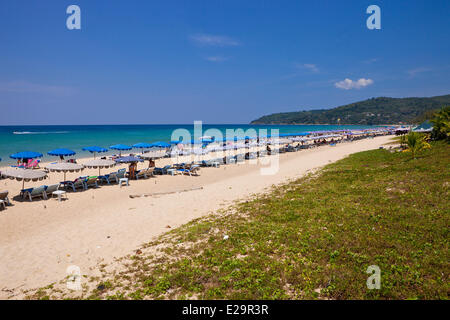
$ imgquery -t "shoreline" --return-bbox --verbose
[0,135,394,299]
[0,124,390,166]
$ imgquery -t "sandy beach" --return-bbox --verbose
[0,135,393,298]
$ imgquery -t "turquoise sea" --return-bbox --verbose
[0,124,380,165]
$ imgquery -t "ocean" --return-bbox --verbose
[0,124,379,164]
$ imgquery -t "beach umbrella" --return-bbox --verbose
[132,143,153,154]
[82,159,116,176]
[48,148,76,161]
[139,150,166,160]
[139,150,166,167]
[10,151,43,161]
[1,168,48,190]
[115,156,143,180]
[149,141,171,148]
[114,156,144,164]
[82,146,108,159]
[46,162,84,181]
[110,144,132,156]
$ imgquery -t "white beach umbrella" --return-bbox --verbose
[46,162,84,181]
[1,168,48,190]
[82,159,116,175]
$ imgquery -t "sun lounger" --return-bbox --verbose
[26,159,40,169]
[85,176,99,189]
[116,169,126,179]
[44,184,59,198]
[154,165,172,175]
[224,156,236,164]
[61,178,87,192]
[20,188,33,199]
[99,172,118,184]
[213,158,225,165]
[201,160,220,168]
[0,191,11,207]
[236,154,245,163]
[171,163,185,169]
[136,168,155,179]
[177,164,200,176]
[23,185,47,201]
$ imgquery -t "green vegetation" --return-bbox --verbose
[431,106,450,141]
[404,132,431,159]
[31,142,449,300]
[251,94,450,125]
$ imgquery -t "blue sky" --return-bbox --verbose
[0,0,449,125]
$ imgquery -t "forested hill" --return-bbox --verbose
[250,95,450,125]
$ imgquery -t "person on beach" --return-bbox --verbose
[266,145,272,155]
[148,159,155,168]
[129,162,138,179]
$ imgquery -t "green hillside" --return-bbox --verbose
[251,95,450,125]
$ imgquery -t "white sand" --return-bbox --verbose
[0,136,393,298]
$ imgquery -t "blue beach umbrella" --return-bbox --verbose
[133,143,153,154]
[48,148,76,161]
[149,141,171,148]
[110,144,132,156]
[10,151,43,161]
[133,143,153,149]
[82,146,108,159]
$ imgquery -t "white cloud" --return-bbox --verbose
[205,56,228,62]
[189,34,240,47]
[295,63,319,73]
[408,67,432,77]
[335,78,374,90]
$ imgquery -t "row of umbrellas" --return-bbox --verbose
[0,155,144,189]
[8,142,171,163]
[1,158,117,188]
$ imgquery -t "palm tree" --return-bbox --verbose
[404,132,431,159]
[430,106,450,141]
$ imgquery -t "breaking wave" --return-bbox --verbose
[13,131,70,135]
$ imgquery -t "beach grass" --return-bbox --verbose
[31,141,449,300]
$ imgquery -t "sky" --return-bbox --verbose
[0,0,449,125]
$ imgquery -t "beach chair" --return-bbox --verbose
[116,169,126,180]
[178,164,200,176]
[214,157,225,165]
[201,160,220,168]
[26,159,40,169]
[224,156,236,164]
[99,171,118,184]
[154,165,172,175]
[136,168,155,180]
[61,178,87,192]
[235,154,245,163]
[85,176,99,189]
[23,185,47,201]
[44,184,59,198]
[0,191,11,207]
[11,159,29,169]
